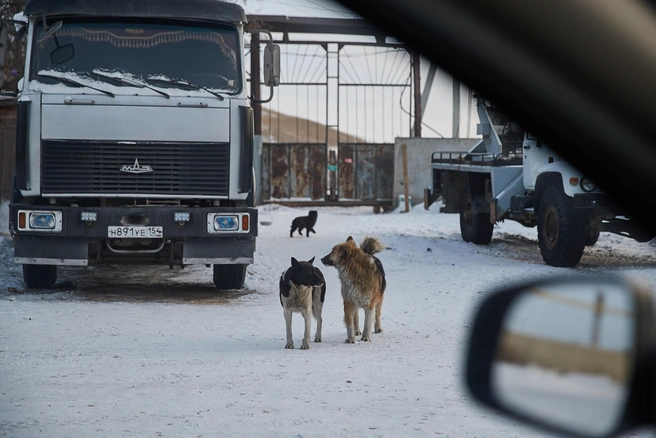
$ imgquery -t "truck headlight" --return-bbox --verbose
[580,177,596,192]
[214,215,238,231]
[18,210,63,232]
[30,212,56,229]
[206,213,250,233]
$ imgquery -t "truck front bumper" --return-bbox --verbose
[9,205,257,266]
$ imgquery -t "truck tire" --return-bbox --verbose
[585,230,600,246]
[213,264,247,290]
[460,193,493,245]
[537,186,586,267]
[23,264,57,289]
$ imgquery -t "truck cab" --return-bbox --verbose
[4,0,277,290]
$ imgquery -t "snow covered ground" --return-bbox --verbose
[1,202,656,437]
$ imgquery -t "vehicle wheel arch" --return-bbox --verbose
[534,172,564,211]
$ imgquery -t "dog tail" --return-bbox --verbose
[360,236,384,255]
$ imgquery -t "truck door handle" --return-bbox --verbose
[523,145,531,150]
[64,98,96,105]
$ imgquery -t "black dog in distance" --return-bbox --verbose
[290,210,318,237]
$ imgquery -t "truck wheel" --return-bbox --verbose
[537,186,586,267]
[460,193,493,245]
[585,230,600,246]
[213,264,247,290]
[23,264,57,289]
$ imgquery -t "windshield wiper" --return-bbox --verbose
[37,73,115,97]
[92,71,170,99]
[144,77,225,101]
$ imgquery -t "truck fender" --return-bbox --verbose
[534,172,563,210]
[534,161,593,200]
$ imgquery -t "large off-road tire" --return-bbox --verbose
[23,264,57,289]
[585,229,600,246]
[537,186,586,267]
[213,264,247,290]
[460,192,493,245]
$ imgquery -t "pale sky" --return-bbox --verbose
[236,0,479,141]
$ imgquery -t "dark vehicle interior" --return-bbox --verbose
[337,0,656,437]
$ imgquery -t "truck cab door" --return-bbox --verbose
[522,133,555,191]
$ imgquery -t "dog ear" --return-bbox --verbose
[308,256,315,265]
[346,236,354,242]
[340,248,348,259]
[291,257,299,267]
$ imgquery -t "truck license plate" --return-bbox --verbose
[107,226,163,238]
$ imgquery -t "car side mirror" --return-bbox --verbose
[466,276,652,438]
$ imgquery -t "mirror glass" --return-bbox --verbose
[50,44,75,65]
[263,44,281,87]
[491,281,634,437]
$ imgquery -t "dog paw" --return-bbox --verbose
[345,338,355,344]
[285,343,294,349]
[314,336,322,343]
[301,343,310,350]
[355,330,362,336]
[361,335,371,342]
[375,328,384,333]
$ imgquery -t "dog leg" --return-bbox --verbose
[343,301,357,343]
[362,307,374,341]
[285,309,294,349]
[312,288,323,342]
[375,299,384,333]
[354,311,361,336]
[301,308,312,350]
[290,227,296,238]
[298,228,303,236]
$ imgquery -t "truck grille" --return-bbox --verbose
[41,141,230,196]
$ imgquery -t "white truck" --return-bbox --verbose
[424,96,653,267]
[1,0,279,289]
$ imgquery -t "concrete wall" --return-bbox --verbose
[393,137,479,209]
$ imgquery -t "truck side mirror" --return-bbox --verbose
[263,43,280,87]
[51,44,74,65]
[250,29,278,104]
[0,24,8,88]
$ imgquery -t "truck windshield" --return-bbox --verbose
[30,18,241,94]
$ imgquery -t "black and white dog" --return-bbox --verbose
[290,210,318,237]
[279,257,326,349]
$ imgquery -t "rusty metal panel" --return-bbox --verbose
[261,143,271,201]
[311,145,326,200]
[290,144,311,198]
[338,143,393,201]
[338,144,354,199]
[376,144,394,199]
[270,144,290,199]
[355,145,376,200]
[0,108,17,202]
[263,143,327,200]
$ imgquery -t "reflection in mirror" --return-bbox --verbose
[491,282,634,437]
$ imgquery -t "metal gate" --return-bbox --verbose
[337,143,394,201]
[262,143,326,200]
[246,19,412,206]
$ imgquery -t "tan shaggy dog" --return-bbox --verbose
[321,236,386,343]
